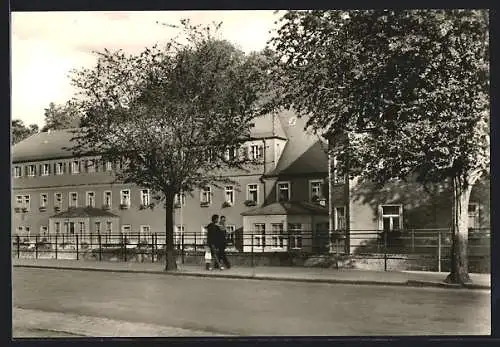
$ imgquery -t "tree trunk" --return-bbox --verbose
[164,191,177,271]
[445,175,474,285]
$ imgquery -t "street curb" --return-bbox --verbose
[13,264,491,290]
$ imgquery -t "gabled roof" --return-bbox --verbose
[12,128,78,163]
[250,111,287,139]
[50,207,119,219]
[241,201,328,216]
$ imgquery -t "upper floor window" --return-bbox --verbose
[69,192,78,207]
[14,166,22,178]
[103,191,112,208]
[225,186,234,205]
[140,189,150,206]
[309,180,324,202]
[334,206,346,231]
[247,184,259,203]
[120,189,131,207]
[468,203,480,231]
[40,193,48,208]
[225,147,238,161]
[175,193,186,206]
[105,161,113,171]
[54,192,63,207]
[27,165,36,177]
[55,162,64,175]
[249,144,263,160]
[200,186,212,204]
[380,205,402,232]
[86,160,95,173]
[277,181,290,202]
[15,195,23,207]
[71,161,80,174]
[86,191,95,207]
[41,163,50,176]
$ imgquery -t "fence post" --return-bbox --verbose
[194,232,197,253]
[34,235,38,259]
[17,235,20,259]
[251,232,254,268]
[181,233,185,264]
[383,231,388,272]
[98,233,102,261]
[151,233,155,263]
[122,233,127,262]
[438,230,442,272]
[55,234,58,259]
[411,229,415,253]
[76,234,79,261]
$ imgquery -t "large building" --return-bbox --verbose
[12,111,489,255]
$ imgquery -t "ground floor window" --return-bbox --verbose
[226,225,236,247]
[175,225,184,249]
[253,223,265,247]
[380,205,402,232]
[271,223,285,248]
[288,223,303,249]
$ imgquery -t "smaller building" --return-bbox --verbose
[241,201,329,253]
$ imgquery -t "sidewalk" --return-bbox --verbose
[12,258,490,290]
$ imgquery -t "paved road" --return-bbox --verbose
[13,268,490,336]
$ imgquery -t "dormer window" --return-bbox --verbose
[41,163,50,176]
[71,161,80,174]
[55,162,64,175]
[27,165,35,177]
[14,166,22,178]
[277,182,291,202]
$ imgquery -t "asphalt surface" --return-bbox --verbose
[12,267,490,336]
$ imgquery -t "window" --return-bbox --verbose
[54,192,62,208]
[40,225,48,236]
[106,221,112,243]
[225,186,234,205]
[334,206,346,231]
[27,165,35,177]
[175,225,184,248]
[140,225,151,243]
[226,225,236,247]
[86,191,95,207]
[86,160,95,173]
[289,223,303,249]
[23,195,30,211]
[55,162,64,175]
[225,147,238,161]
[247,184,259,203]
[200,186,212,204]
[71,161,80,174]
[41,163,50,176]
[105,161,113,171]
[40,193,48,208]
[79,222,85,237]
[333,157,345,184]
[140,189,150,206]
[122,225,131,244]
[271,223,286,248]
[175,193,186,206]
[249,144,263,160]
[380,205,402,232]
[95,221,101,234]
[14,166,22,178]
[69,192,78,207]
[254,223,266,247]
[468,203,480,231]
[309,180,324,202]
[15,195,23,207]
[277,182,290,202]
[55,222,61,235]
[103,191,112,208]
[120,189,130,207]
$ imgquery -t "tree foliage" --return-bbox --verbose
[270,10,489,284]
[69,20,270,270]
[41,101,82,132]
[11,119,39,144]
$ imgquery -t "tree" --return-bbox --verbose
[41,101,82,131]
[12,119,39,144]
[269,10,489,284]
[69,20,270,271]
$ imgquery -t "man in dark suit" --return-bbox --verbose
[206,214,222,270]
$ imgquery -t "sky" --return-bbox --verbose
[11,11,280,128]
